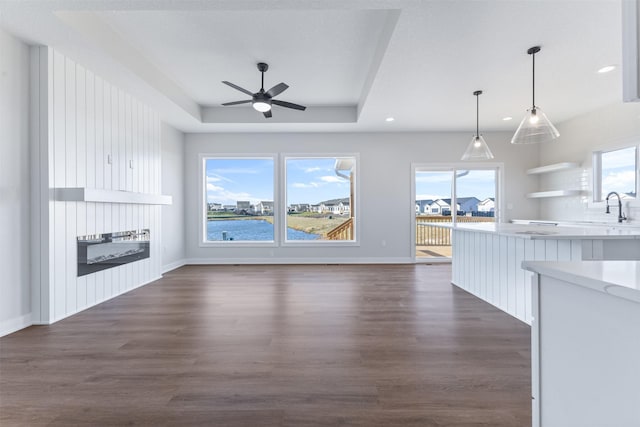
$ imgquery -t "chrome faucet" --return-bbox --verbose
[605,191,627,223]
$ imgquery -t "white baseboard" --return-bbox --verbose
[162,259,187,273]
[184,257,414,265]
[0,313,33,337]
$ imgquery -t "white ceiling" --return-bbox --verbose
[0,0,623,133]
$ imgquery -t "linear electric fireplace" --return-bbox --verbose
[77,229,150,277]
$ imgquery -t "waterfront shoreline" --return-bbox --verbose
[207,215,349,237]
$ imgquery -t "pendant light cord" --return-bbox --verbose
[476,93,479,137]
[532,50,536,108]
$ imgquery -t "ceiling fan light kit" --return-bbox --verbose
[221,62,306,119]
[511,46,560,144]
[462,90,494,161]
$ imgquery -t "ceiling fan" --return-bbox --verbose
[221,62,307,118]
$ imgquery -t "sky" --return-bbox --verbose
[286,158,350,205]
[415,170,496,201]
[601,146,637,196]
[206,158,274,205]
[205,157,351,206]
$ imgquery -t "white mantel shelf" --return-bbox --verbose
[55,188,172,205]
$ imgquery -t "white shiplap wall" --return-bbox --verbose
[31,47,162,324]
[451,230,585,325]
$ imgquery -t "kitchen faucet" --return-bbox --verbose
[605,191,627,223]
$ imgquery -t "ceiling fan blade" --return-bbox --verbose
[265,82,289,98]
[263,110,272,118]
[222,100,252,106]
[222,81,254,96]
[272,99,306,111]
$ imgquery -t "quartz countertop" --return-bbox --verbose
[420,222,640,239]
[523,260,640,304]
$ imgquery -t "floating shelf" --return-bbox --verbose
[527,162,580,175]
[55,188,172,205]
[526,190,584,199]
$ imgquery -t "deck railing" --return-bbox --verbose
[415,215,494,246]
[327,217,354,240]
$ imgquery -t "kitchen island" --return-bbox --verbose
[430,222,640,324]
[523,261,640,427]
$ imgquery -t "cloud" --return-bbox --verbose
[304,167,323,173]
[207,183,266,205]
[602,147,637,169]
[319,175,345,183]
[292,182,320,188]
[206,173,233,183]
[603,170,636,194]
[415,173,452,183]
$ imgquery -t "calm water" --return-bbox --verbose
[206,219,319,241]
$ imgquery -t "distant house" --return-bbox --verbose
[289,203,310,213]
[319,198,350,215]
[207,202,222,211]
[477,197,495,212]
[222,204,235,211]
[255,201,274,215]
[430,199,456,215]
[457,197,481,213]
[236,201,251,213]
[338,201,350,215]
[310,204,322,213]
[415,199,434,215]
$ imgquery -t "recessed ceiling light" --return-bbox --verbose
[385,117,395,122]
[597,65,616,74]
[502,116,513,121]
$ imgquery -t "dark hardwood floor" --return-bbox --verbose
[0,264,531,426]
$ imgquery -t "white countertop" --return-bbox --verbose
[523,261,640,304]
[421,222,640,239]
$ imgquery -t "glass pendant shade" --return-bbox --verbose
[462,89,493,160]
[511,107,560,144]
[462,135,494,160]
[511,46,559,144]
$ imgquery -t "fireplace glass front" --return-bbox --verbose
[77,229,150,277]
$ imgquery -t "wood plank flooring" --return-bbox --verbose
[0,264,531,426]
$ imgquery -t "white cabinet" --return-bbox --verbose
[525,261,640,427]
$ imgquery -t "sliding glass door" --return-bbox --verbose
[414,166,498,261]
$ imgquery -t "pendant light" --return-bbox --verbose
[462,90,494,160]
[511,46,559,144]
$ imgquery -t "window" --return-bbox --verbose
[594,146,637,202]
[285,156,356,242]
[455,169,496,221]
[203,157,275,243]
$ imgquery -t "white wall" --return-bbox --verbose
[185,131,539,263]
[0,29,31,336]
[538,101,640,223]
[161,122,185,271]
[29,47,164,326]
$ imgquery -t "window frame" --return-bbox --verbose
[199,153,278,247]
[592,145,639,203]
[281,153,360,247]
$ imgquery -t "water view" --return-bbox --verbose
[207,219,319,241]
